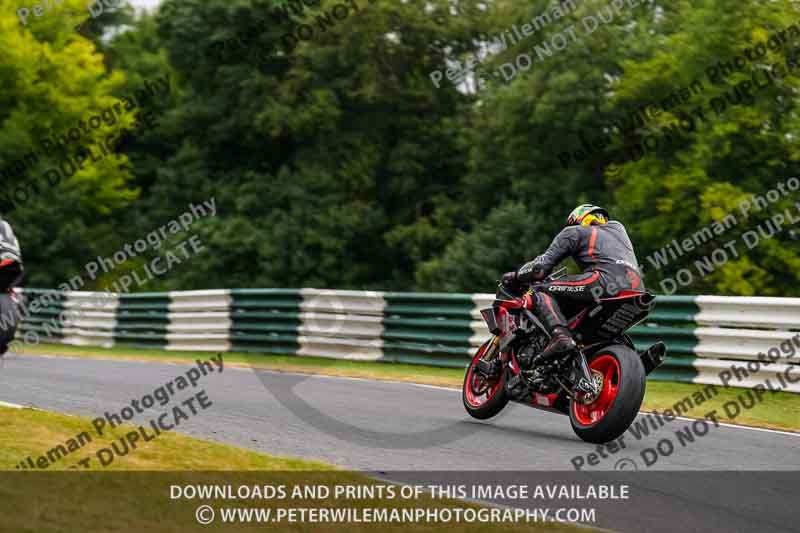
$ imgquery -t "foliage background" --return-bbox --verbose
[1,0,799,295]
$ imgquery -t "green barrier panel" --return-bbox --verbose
[647,355,702,383]
[648,295,701,323]
[630,295,701,382]
[18,289,67,343]
[629,325,699,356]
[383,292,476,315]
[114,293,170,348]
[381,339,472,368]
[382,293,475,365]
[230,289,301,354]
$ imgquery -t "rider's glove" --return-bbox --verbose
[518,261,546,282]
[501,271,519,288]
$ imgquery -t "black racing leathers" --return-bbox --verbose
[0,218,22,352]
[0,218,22,291]
[517,221,644,332]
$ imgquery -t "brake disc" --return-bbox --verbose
[471,372,494,396]
[579,369,605,405]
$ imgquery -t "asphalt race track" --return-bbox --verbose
[1,353,798,533]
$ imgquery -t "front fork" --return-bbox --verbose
[475,335,502,377]
[481,335,501,361]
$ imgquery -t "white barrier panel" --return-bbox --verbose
[166,312,231,333]
[59,327,115,348]
[165,333,231,352]
[168,289,231,312]
[300,289,386,316]
[691,357,800,394]
[297,335,384,361]
[63,291,120,311]
[297,290,386,360]
[60,292,119,347]
[470,294,494,346]
[298,313,383,339]
[696,295,800,330]
[166,291,231,351]
[696,327,800,364]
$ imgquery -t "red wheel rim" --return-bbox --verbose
[464,344,503,408]
[572,354,620,425]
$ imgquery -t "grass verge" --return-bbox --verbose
[0,405,332,471]
[0,406,587,533]
[12,342,800,432]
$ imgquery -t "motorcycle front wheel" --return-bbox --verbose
[462,340,509,420]
[569,345,645,444]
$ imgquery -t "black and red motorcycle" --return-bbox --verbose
[462,267,666,443]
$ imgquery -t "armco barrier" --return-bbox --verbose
[12,288,800,392]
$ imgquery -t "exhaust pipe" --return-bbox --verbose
[640,341,666,375]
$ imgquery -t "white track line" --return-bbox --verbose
[662,413,800,437]
[0,401,25,409]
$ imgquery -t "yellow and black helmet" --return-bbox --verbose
[566,204,609,226]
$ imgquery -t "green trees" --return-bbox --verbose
[419,0,800,295]
[0,0,138,288]
[606,0,800,295]
[1,0,798,295]
[130,0,486,290]
[417,0,655,290]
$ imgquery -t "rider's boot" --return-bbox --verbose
[532,326,576,366]
[529,291,576,366]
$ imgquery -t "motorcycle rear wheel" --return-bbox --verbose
[463,340,509,420]
[569,345,645,444]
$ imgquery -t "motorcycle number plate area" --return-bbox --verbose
[483,306,515,336]
[480,307,501,334]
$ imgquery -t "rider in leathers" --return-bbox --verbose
[0,218,23,354]
[502,204,644,365]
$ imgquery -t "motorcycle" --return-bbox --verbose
[462,267,666,443]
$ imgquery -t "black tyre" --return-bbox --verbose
[569,345,645,444]
[463,340,509,420]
